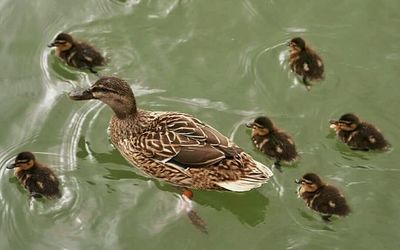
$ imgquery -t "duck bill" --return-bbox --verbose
[6,163,17,169]
[294,179,302,184]
[69,89,94,100]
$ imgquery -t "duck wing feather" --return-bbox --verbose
[137,114,243,168]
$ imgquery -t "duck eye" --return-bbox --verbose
[92,86,118,94]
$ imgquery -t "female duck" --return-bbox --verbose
[330,113,389,151]
[48,32,106,74]
[69,76,273,192]
[296,173,350,222]
[288,37,324,89]
[7,152,61,199]
[246,116,298,172]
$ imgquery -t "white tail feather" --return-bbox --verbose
[254,160,274,178]
[217,160,273,192]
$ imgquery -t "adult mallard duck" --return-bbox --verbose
[295,173,350,222]
[7,152,61,199]
[288,37,324,90]
[329,113,389,151]
[246,116,298,172]
[69,76,273,191]
[48,32,106,75]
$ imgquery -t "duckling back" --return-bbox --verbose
[254,132,298,163]
[338,123,389,151]
[290,49,324,81]
[15,165,61,199]
[307,185,350,217]
[59,42,105,70]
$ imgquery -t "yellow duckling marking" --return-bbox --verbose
[329,200,336,208]
[369,136,376,143]
[276,145,283,153]
[288,138,294,145]
[259,138,269,149]
[303,63,309,71]
[317,60,323,67]
[50,174,56,181]
[309,193,320,207]
[37,181,44,189]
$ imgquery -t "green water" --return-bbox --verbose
[1,0,399,249]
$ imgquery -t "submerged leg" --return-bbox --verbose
[302,76,311,91]
[31,192,43,199]
[181,188,208,234]
[89,68,101,78]
[273,160,283,173]
[321,214,332,223]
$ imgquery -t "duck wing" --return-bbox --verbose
[138,114,243,168]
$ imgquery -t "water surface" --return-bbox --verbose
[0,0,399,249]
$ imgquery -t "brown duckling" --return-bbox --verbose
[295,173,350,222]
[329,113,389,151]
[7,152,61,199]
[48,32,106,75]
[288,37,324,89]
[246,116,298,172]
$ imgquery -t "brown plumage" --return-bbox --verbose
[296,173,350,222]
[330,113,389,151]
[7,152,61,199]
[288,37,324,89]
[246,116,298,172]
[48,32,106,74]
[69,76,273,191]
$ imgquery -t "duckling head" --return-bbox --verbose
[288,37,306,51]
[7,151,36,171]
[48,32,74,51]
[329,113,360,132]
[69,76,137,119]
[246,116,274,137]
[295,173,324,192]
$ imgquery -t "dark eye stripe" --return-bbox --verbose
[92,86,118,94]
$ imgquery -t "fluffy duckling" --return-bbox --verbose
[295,173,350,222]
[288,37,324,89]
[330,113,389,151]
[7,152,61,199]
[246,116,298,172]
[48,32,106,75]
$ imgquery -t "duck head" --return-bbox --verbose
[246,116,274,137]
[288,37,306,52]
[7,152,36,170]
[69,76,137,119]
[295,173,324,192]
[48,33,74,51]
[329,113,360,132]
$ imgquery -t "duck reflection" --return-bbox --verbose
[81,138,270,230]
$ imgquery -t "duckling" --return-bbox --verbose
[246,116,298,172]
[288,37,324,90]
[69,76,273,192]
[48,32,106,75]
[295,173,350,222]
[329,113,389,151]
[7,152,61,199]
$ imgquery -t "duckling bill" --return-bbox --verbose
[288,37,324,89]
[296,173,350,222]
[330,113,389,151]
[48,32,106,75]
[7,152,61,199]
[246,116,298,172]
